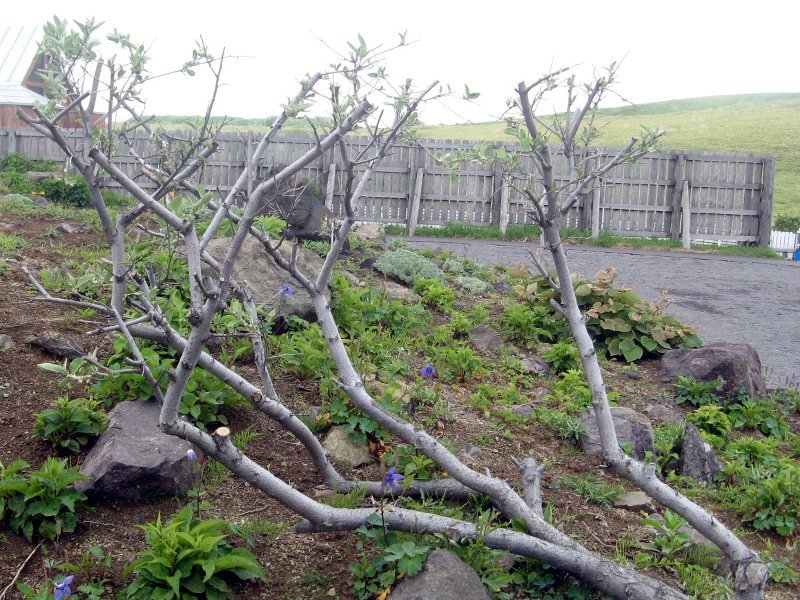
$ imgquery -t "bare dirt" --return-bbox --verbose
[0,210,797,599]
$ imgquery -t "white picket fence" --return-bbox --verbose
[770,230,800,258]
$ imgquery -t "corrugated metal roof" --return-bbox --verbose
[0,83,47,106]
[0,26,41,83]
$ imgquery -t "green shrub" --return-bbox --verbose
[0,232,28,255]
[350,512,431,600]
[534,407,585,442]
[687,406,732,447]
[516,268,701,362]
[120,505,265,599]
[430,343,485,382]
[373,249,445,285]
[542,341,581,373]
[774,215,800,231]
[413,278,456,311]
[1,152,59,173]
[736,463,800,536]
[33,396,108,453]
[4,458,88,541]
[37,176,91,207]
[0,171,34,194]
[672,375,723,406]
[498,303,559,347]
[453,275,489,294]
[727,398,789,437]
[558,473,623,506]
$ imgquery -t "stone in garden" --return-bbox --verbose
[578,407,654,461]
[353,223,389,250]
[376,279,419,302]
[679,423,722,484]
[204,236,329,322]
[323,426,372,468]
[642,403,681,425]
[469,324,504,351]
[459,445,483,461]
[0,333,14,351]
[492,281,513,295]
[388,549,491,600]
[520,355,550,376]
[661,342,767,401]
[511,403,536,418]
[26,335,86,359]
[25,171,59,183]
[614,490,654,512]
[54,222,78,234]
[75,400,198,501]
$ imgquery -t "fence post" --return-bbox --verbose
[758,157,775,248]
[499,178,510,237]
[669,154,686,240]
[407,168,425,237]
[681,180,691,249]
[491,143,505,227]
[325,163,337,213]
[591,184,602,239]
[8,128,17,154]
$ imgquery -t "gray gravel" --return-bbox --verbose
[404,237,800,388]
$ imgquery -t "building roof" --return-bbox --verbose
[0,83,47,106]
[0,26,41,83]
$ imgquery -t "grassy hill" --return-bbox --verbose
[147,94,800,221]
[417,93,800,221]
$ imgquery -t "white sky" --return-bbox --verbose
[11,0,799,125]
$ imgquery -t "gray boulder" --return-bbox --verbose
[579,407,654,461]
[204,236,329,321]
[323,426,372,468]
[679,423,722,484]
[353,223,389,250]
[389,549,491,600]
[76,400,198,501]
[661,343,767,401]
[469,325,504,352]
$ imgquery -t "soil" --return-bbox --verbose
[0,207,797,599]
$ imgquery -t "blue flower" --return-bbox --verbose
[186,448,197,462]
[382,467,404,492]
[419,363,436,380]
[278,283,295,297]
[54,575,74,599]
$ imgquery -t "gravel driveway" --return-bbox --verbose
[405,237,800,388]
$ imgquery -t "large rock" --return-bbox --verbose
[661,343,767,401]
[76,400,198,501]
[679,423,722,484]
[323,426,372,468]
[389,549,491,600]
[469,325,504,352]
[353,223,389,250]
[205,236,329,321]
[579,407,654,461]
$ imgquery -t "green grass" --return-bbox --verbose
[416,93,800,221]
[387,222,781,258]
[0,232,28,255]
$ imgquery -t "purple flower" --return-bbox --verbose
[419,363,436,380]
[186,449,197,462]
[54,575,74,600]
[278,283,295,297]
[382,467,404,492]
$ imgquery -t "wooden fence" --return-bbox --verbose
[0,127,775,246]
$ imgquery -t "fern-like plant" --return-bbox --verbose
[120,505,265,599]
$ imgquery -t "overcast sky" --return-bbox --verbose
[11,0,799,124]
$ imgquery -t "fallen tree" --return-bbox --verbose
[20,18,767,599]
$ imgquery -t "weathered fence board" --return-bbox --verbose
[0,127,775,245]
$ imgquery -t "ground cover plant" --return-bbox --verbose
[0,16,798,600]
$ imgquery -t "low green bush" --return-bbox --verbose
[373,249,445,285]
[0,152,60,173]
[453,275,489,294]
[413,278,456,311]
[774,215,800,231]
[37,176,92,207]
[33,396,109,453]
[120,505,265,599]
[3,458,88,541]
[736,462,800,536]
[687,406,732,448]
[672,375,723,406]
